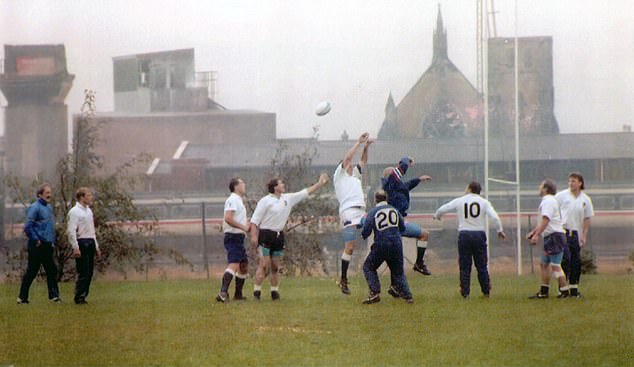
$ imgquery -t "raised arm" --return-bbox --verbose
[359,138,373,170]
[306,173,330,195]
[342,132,369,169]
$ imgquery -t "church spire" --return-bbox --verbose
[432,4,448,63]
[385,92,395,112]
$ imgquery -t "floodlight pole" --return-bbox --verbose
[514,0,522,275]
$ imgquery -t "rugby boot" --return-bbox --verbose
[216,292,229,303]
[338,278,351,295]
[413,263,432,276]
[387,285,403,298]
[362,292,380,304]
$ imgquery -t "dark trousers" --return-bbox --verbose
[363,241,412,298]
[562,230,582,285]
[75,239,96,302]
[19,240,59,300]
[458,231,490,296]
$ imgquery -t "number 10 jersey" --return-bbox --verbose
[435,193,503,233]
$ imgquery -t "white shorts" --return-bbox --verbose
[340,207,365,228]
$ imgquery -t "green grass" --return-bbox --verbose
[1,274,633,366]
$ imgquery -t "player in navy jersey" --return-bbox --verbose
[381,157,433,275]
[434,181,506,298]
[360,190,413,304]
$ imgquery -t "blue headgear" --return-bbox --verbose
[398,157,410,174]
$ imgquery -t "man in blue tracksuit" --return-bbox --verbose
[361,190,413,304]
[17,183,60,304]
[382,157,433,275]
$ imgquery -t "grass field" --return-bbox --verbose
[1,274,632,366]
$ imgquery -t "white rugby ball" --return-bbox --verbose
[315,101,332,116]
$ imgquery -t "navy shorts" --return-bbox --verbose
[543,232,565,256]
[224,233,247,264]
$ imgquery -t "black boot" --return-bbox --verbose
[414,247,431,275]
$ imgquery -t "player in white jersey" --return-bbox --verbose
[434,181,506,298]
[555,172,594,298]
[527,179,568,299]
[249,173,329,301]
[216,177,251,303]
[333,132,372,295]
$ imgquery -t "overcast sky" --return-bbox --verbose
[1,0,633,140]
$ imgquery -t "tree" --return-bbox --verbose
[4,90,190,281]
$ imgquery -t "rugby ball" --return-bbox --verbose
[315,101,332,116]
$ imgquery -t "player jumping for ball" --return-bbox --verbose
[381,157,433,276]
[333,132,372,295]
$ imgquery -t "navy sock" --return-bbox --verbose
[234,277,245,297]
[341,260,350,280]
[220,271,234,293]
[416,247,427,264]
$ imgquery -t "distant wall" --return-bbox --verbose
[4,104,68,180]
[77,110,276,175]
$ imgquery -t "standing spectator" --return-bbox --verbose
[68,187,101,305]
[361,190,413,304]
[527,179,569,299]
[216,177,250,303]
[555,172,594,298]
[333,132,372,295]
[250,174,329,301]
[434,181,506,298]
[18,183,60,304]
[382,157,433,275]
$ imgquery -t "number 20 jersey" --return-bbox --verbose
[435,193,503,232]
[361,202,405,244]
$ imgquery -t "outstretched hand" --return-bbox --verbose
[497,231,507,240]
[419,175,432,182]
[318,173,329,186]
[357,132,369,144]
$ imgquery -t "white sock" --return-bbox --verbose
[417,241,428,248]
[254,284,262,292]
[271,286,279,292]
